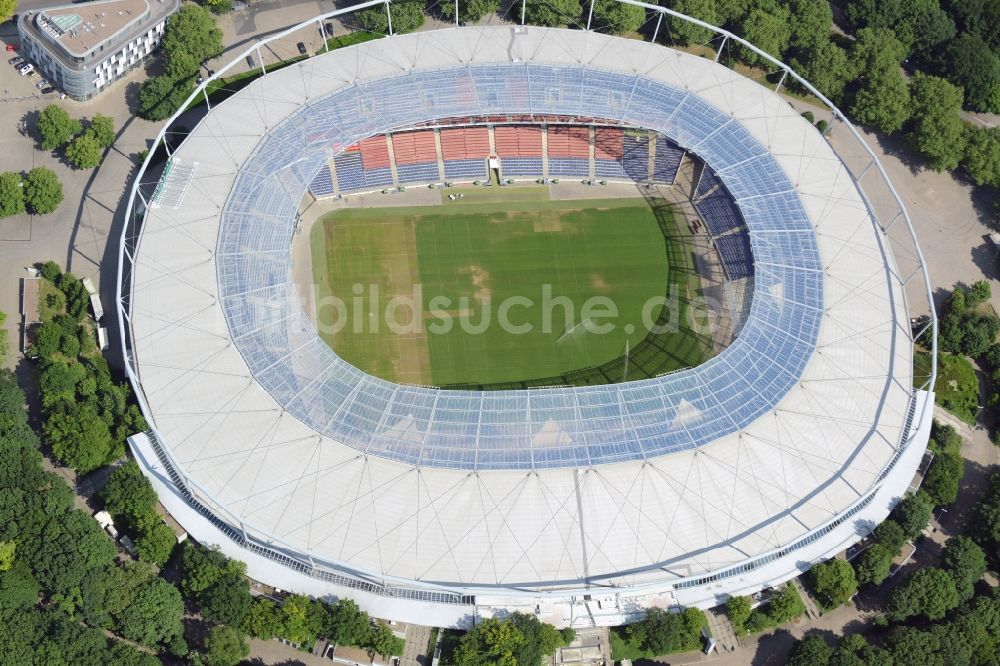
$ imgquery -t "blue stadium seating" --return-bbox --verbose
[652,136,683,183]
[333,152,365,192]
[548,157,589,177]
[695,193,744,236]
[595,159,628,178]
[444,158,487,180]
[396,161,440,184]
[500,157,543,177]
[622,134,649,181]
[696,166,721,198]
[715,233,754,280]
[308,163,334,197]
[364,167,393,189]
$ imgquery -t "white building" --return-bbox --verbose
[17,0,179,100]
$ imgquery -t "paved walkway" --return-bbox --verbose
[401,624,430,666]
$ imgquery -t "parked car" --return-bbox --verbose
[8,55,23,65]
[245,54,255,69]
[35,78,49,90]
[17,63,33,76]
[297,42,307,55]
[39,85,54,95]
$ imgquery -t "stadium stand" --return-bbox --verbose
[500,157,544,177]
[333,150,365,192]
[391,131,438,164]
[441,127,490,181]
[548,125,590,157]
[359,135,391,169]
[696,165,722,198]
[444,158,488,179]
[547,125,590,177]
[308,163,335,198]
[364,167,393,188]
[695,193,745,236]
[715,232,754,280]
[392,130,440,183]
[622,132,650,181]
[549,157,590,177]
[494,126,543,156]
[653,136,684,183]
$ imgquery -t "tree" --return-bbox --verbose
[109,641,163,666]
[137,75,194,122]
[844,0,954,57]
[726,595,752,634]
[790,40,852,102]
[787,0,832,52]
[854,543,894,586]
[963,127,1000,187]
[200,571,252,627]
[455,616,525,666]
[26,510,117,595]
[117,575,184,647]
[831,633,894,666]
[874,519,906,552]
[923,449,963,505]
[663,0,717,45]
[355,0,425,34]
[202,0,234,14]
[202,625,249,666]
[768,585,805,623]
[66,133,104,169]
[941,536,986,601]
[438,0,501,24]
[23,167,64,215]
[88,114,116,149]
[936,33,1000,112]
[907,72,967,171]
[810,558,858,607]
[789,634,832,666]
[626,607,707,655]
[591,0,647,34]
[37,105,82,151]
[0,0,15,22]
[893,492,933,539]
[178,543,243,599]
[162,4,223,80]
[970,279,992,304]
[850,70,910,133]
[326,598,372,647]
[885,626,939,665]
[364,622,398,660]
[524,0,582,27]
[736,0,791,66]
[506,612,572,666]
[243,597,282,638]
[888,567,959,621]
[101,462,158,527]
[135,517,177,567]
[44,404,114,472]
[0,172,24,218]
[0,562,40,617]
[277,594,323,645]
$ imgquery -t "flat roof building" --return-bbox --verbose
[17,0,179,100]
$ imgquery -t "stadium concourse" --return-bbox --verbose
[121,24,933,628]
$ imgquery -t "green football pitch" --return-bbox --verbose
[309,187,709,387]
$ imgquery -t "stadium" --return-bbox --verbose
[118,3,936,628]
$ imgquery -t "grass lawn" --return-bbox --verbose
[310,188,689,386]
[916,352,980,424]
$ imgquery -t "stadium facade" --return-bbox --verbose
[119,6,936,628]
